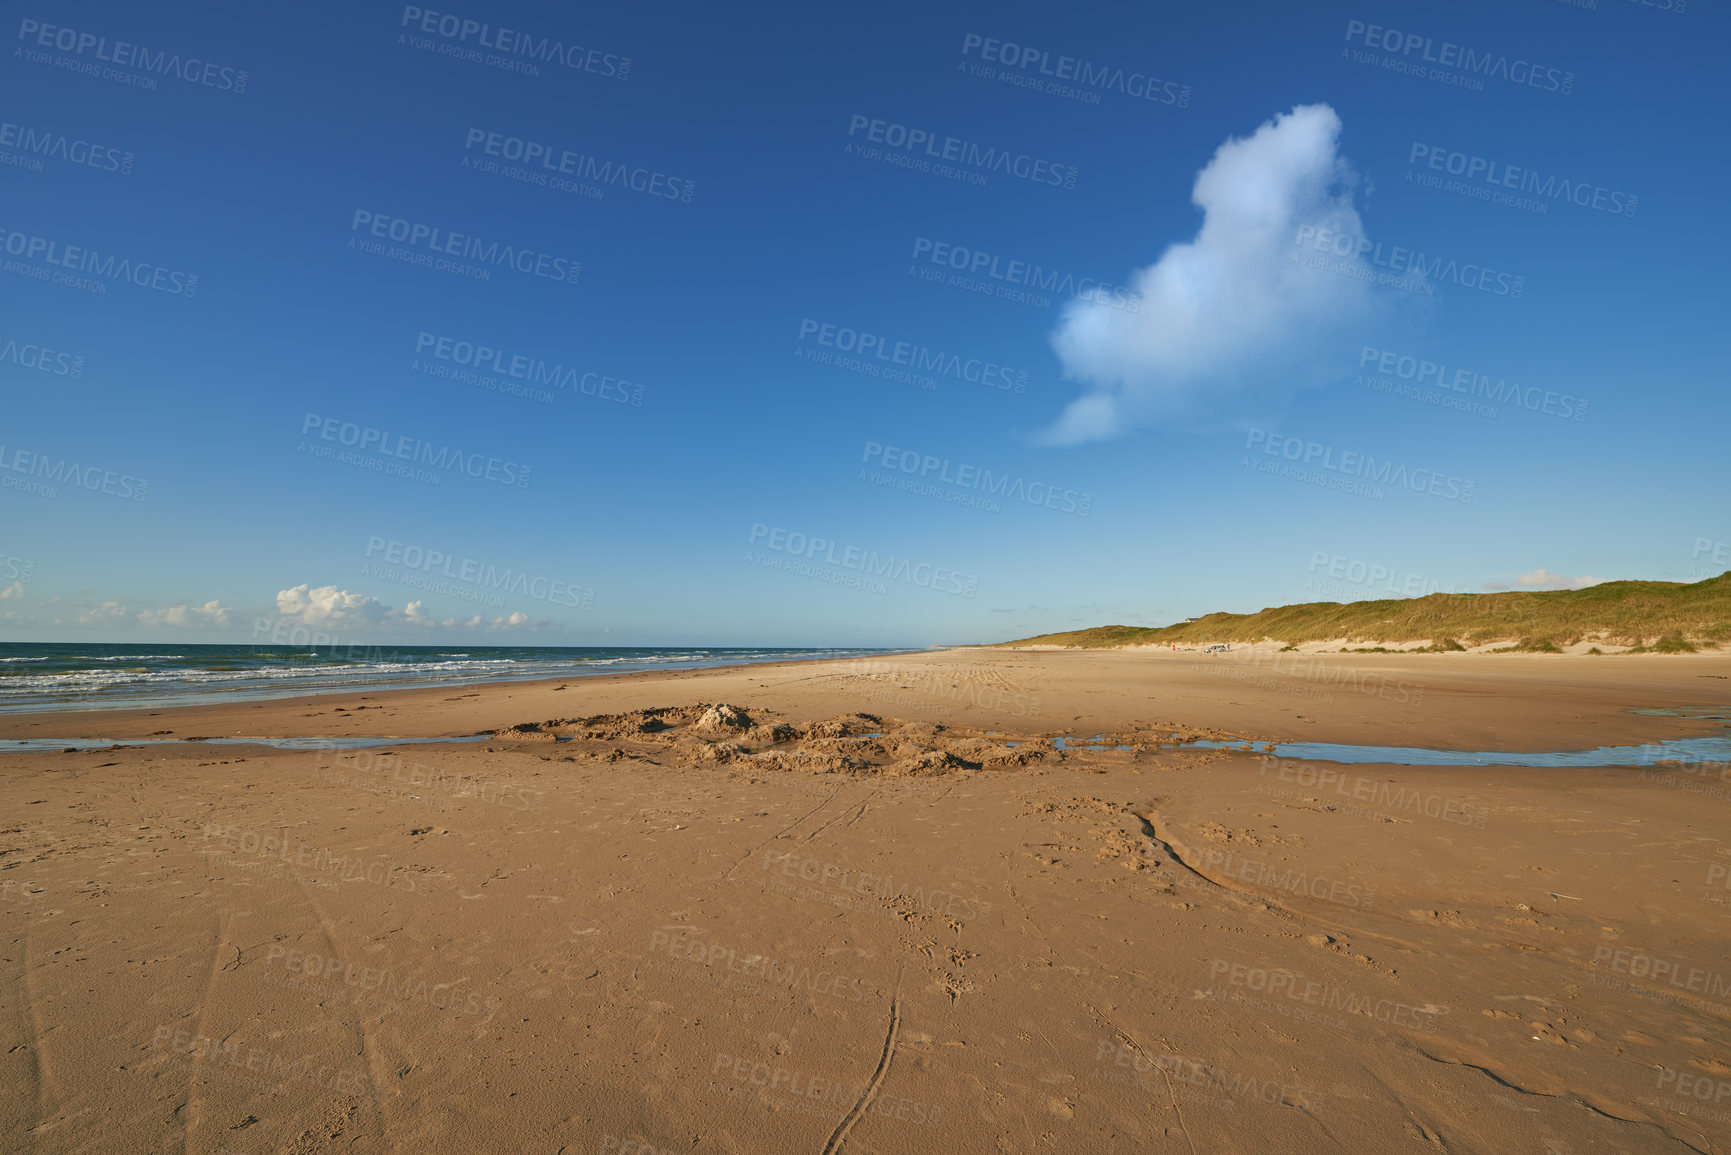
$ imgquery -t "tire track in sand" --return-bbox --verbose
[820,969,903,1155]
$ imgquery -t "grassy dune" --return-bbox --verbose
[1002,572,1731,651]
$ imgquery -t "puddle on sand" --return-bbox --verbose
[1004,735,1134,751]
[1024,706,1731,768]
[0,735,489,754]
[1052,735,1133,751]
[1224,705,1731,767]
[1189,736,1731,768]
[1007,733,1729,766]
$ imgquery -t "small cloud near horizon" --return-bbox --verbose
[274,584,543,634]
[1484,568,1604,592]
[0,586,553,637]
[138,601,235,629]
[77,599,129,626]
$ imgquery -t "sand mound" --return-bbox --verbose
[806,712,883,739]
[487,705,1068,778]
[745,722,799,745]
[692,703,753,736]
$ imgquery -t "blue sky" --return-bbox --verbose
[2,0,1724,647]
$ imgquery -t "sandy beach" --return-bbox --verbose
[9,0,1721,1150]
[4,647,1730,1154]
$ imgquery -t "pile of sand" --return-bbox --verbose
[487,703,1065,776]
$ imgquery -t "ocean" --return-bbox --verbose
[0,643,903,714]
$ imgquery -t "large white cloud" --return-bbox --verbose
[274,584,390,628]
[1046,103,1376,443]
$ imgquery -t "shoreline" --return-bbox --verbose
[0,644,929,719]
[3,646,1727,751]
[0,651,942,739]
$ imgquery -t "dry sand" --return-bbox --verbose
[3,647,1730,1154]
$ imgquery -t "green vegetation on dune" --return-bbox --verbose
[1001,572,1731,650]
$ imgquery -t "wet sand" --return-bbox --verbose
[3,648,1729,1154]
